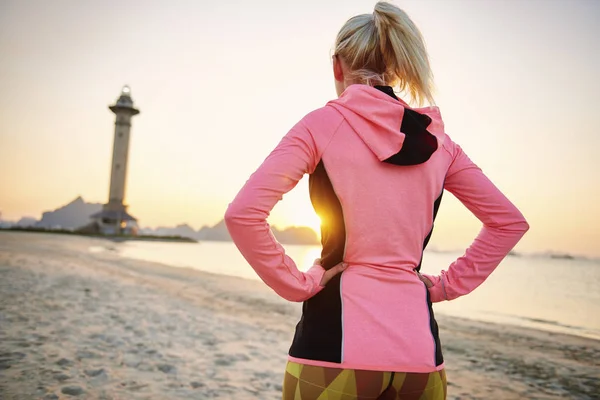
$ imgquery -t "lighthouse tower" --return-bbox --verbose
[91,85,140,235]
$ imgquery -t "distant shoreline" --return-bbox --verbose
[2,227,596,263]
[0,227,197,243]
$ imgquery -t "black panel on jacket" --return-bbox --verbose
[418,190,445,367]
[373,86,438,166]
[288,160,345,363]
[415,190,444,273]
[288,274,343,362]
[426,287,444,366]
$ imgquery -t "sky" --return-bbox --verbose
[0,0,599,257]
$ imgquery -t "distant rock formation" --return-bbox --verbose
[549,253,575,260]
[16,217,38,227]
[273,226,319,245]
[36,196,102,230]
[197,220,232,241]
[139,220,319,245]
[5,196,319,245]
[139,224,203,240]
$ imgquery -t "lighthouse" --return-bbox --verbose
[90,85,140,235]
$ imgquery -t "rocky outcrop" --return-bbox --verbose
[37,197,102,230]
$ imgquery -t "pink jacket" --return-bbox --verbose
[225,84,529,372]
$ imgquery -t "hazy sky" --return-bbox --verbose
[1,0,599,257]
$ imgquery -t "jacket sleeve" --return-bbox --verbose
[224,119,326,302]
[423,141,529,302]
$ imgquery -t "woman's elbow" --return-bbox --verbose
[490,211,530,235]
[224,202,264,232]
[224,202,239,225]
[505,214,529,235]
[520,219,530,234]
[514,210,530,234]
[224,202,248,233]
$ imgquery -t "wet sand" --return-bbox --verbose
[0,232,598,399]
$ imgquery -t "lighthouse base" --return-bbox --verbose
[89,204,138,235]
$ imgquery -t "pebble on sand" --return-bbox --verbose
[56,358,73,367]
[157,363,175,374]
[76,350,100,360]
[55,373,70,382]
[61,385,85,396]
[84,368,105,377]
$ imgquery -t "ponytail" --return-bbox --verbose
[334,1,434,105]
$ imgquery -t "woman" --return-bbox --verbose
[225,2,529,399]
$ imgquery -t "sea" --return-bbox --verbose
[110,240,600,341]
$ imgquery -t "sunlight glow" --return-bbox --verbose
[290,209,322,238]
[301,247,323,271]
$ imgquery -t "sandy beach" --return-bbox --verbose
[0,232,598,400]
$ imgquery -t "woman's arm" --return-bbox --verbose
[224,120,327,302]
[423,141,529,302]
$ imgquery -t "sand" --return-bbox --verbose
[0,232,598,400]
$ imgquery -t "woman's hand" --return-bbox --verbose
[313,258,348,287]
[417,272,433,288]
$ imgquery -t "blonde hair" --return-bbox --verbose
[334,1,434,105]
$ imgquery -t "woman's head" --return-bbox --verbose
[333,1,434,105]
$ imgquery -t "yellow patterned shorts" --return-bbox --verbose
[282,361,446,400]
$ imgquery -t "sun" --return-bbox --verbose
[269,180,323,238]
[288,207,322,238]
[295,210,322,237]
[306,213,322,237]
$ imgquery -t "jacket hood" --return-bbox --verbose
[327,85,444,166]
